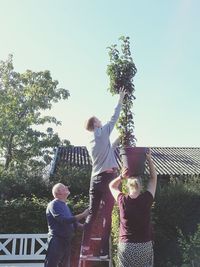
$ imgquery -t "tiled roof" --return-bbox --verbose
[50,146,200,176]
[150,147,200,176]
[50,146,91,175]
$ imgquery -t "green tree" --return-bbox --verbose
[0,55,70,170]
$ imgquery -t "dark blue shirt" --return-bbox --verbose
[46,199,77,239]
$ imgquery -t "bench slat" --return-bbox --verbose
[0,264,44,267]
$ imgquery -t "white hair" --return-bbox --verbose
[52,183,64,198]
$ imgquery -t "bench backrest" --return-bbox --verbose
[0,234,48,261]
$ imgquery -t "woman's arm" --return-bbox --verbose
[109,167,129,201]
[146,149,157,198]
[109,175,122,201]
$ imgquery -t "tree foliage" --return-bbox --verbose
[0,55,70,170]
[50,164,91,197]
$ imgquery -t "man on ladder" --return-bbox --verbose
[81,88,126,260]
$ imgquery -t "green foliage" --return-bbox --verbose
[0,196,48,233]
[107,36,137,147]
[111,204,120,267]
[153,177,200,266]
[0,54,70,170]
[50,164,91,197]
[0,164,52,199]
[178,224,200,266]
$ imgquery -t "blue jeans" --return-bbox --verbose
[44,236,72,267]
[83,171,116,254]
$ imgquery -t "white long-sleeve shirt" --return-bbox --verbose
[88,103,122,177]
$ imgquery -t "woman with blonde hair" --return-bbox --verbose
[109,149,157,267]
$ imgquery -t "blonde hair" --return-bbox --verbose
[127,177,142,190]
[85,116,96,131]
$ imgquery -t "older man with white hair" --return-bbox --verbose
[44,183,89,267]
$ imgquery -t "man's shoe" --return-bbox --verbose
[80,248,93,258]
[99,250,109,259]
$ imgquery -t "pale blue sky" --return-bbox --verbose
[0,0,199,147]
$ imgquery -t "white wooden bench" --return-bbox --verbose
[0,233,48,267]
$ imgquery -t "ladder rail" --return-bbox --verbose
[78,200,113,267]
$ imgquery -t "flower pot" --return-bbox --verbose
[120,147,147,176]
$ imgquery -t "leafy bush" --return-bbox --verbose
[0,167,50,200]
[50,165,91,197]
[178,224,200,266]
[153,177,200,266]
[111,204,120,267]
[0,196,48,233]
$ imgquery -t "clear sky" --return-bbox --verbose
[0,0,199,147]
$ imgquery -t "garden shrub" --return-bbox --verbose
[153,177,200,266]
[50,165,91,197]
[0,196,48,233]
[178,224,200,266]
[0,168,50,200]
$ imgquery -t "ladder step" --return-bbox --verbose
[79,235,112,266]
[80,255,110,261]
[90,237,101,240]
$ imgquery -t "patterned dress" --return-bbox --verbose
[118,241,153,267]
